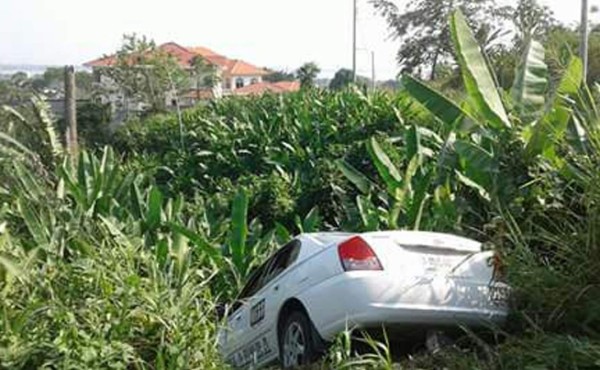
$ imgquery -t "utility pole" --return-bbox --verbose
[64,65,78,157]
[581,0,590,82]
[371,51,376,90]
[352,0,357,83]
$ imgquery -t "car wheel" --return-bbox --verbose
[279,311,316,369]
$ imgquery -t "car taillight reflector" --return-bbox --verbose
[338,236,382,271]
[488,253,506,282]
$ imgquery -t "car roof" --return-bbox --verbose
[291,232,354,262]
[300,232,355,247]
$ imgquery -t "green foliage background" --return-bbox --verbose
[1,10,600,370]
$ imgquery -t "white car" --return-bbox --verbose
[217,231,509,369]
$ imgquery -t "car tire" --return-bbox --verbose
[279,311,317,369]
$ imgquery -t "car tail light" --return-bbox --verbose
[488,253,506,282]
[338,236,383,271]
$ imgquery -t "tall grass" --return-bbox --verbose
[0,229,224,369]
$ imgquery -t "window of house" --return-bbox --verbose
[235,78,245,89]
[250,78,258,85]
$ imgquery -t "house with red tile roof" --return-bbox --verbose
[85,42,299,107]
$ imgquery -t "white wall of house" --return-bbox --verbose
[94,66,224,109]
[228,75,263,90]
[95,72,126,106]
[213,83,223,98]
[188,68,223,89]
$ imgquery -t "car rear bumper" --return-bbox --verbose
[299,271,509,340]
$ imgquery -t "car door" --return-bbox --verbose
[232,253,279,368]
[225,303,250,367]
[243,240,302,368]
[223,264,268,368]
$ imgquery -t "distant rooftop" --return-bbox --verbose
[84,42,269,77]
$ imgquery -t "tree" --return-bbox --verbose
[40,67,64,89]
[191,56,220,99]
[74,71,94,98]
[513,0,556,40]
[263,70,296,83]
[97,34,190,113]
[63,101,112,149]
[39,68,94,97]
[488,0,556,89]
[328,68,369,90]
[9,72,30,89]
[545,24,600,85]
[0,72,34,107]
[371,0,511,80]
[38,67,91,90]
[329,69,353,90]
[488,45,518,90]
[296,62,320,89]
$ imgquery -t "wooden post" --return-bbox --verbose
[64,65,78,157]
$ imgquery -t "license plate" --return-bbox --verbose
[422,255,454,272]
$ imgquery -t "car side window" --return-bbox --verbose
[231,264,268,313]
[261,239,301,289]
[230,239,301,315]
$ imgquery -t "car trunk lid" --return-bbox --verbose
[363,232,486,277]
[397,244,474,275]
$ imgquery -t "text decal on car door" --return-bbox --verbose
[228,333,273,368]
[250,299,266,327]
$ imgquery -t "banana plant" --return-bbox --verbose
[337,132,436,231]
[450,11,510,130]
[58,147,136,218]
[1,97,64,171]
[168,188,275,290]
[511,37,548,118]
[400,9,583,205]
[227,188,249,277]
[295,206,321,234]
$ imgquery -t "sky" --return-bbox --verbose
[0,0,597,79]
